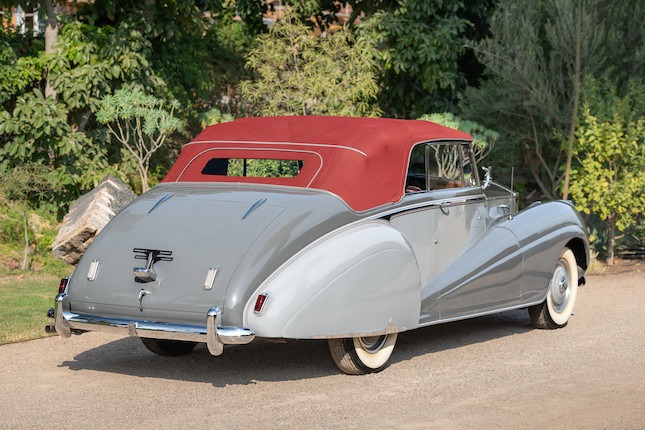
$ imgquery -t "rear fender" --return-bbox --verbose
[243,220,421,339]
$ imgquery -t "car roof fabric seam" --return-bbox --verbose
[183,140,368,157]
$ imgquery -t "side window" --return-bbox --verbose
[427,144,462,187]
[406,143,475,193]
[405,145,427,192]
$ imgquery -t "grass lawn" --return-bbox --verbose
[0,271,61,345]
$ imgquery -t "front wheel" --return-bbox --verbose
[328,333,398,375]
[140,338,197,356]
[529,248,579,329]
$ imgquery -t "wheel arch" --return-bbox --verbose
[566,237,589,283]
[243,220,422,339]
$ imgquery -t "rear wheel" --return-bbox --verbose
[529,248,578,329]
[328,333,398,375]
[140,338,197,356]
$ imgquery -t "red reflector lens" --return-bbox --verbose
[254,293,268,314]
[58,277,69,294]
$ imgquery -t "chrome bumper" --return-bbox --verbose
[46,293,255,356]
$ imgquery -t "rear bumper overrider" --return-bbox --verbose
[46,293,255,356]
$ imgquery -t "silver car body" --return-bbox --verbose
[50,117,589,361]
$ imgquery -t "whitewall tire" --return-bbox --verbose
[529,248,578,329]
[328,333,398,375]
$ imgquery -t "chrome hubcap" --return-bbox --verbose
[358,335,387,354]
[550,261,570,313]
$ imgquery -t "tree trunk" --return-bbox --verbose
[76,110,92,132]
[144,0,156,22]
[607,214,616,266]
[44,0,59,99]
[529,162,557,200]
[21,210,30,271]
[139,164,149,194]
[562,0,583,200]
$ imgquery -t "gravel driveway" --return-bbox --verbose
[1,269,643,429]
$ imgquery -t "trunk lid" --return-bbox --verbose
[69,185,286,324]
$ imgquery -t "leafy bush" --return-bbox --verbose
[569,78,645,264]
[240,18,380,117]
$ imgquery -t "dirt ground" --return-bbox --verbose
[0,267,643,429]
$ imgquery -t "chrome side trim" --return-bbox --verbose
[51,296,255,356]
[148,193,174,214]
[242,198,268,220]
[418,299,545,328]
[378,193,486,220]
[183,139,369,157]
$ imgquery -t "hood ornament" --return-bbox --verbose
[133,248,173,283]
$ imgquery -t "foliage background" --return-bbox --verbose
[0,0,643,266]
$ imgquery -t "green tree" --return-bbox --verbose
[2,1,254,209]
[97,87,183,193]
[279,0,347,31]
[0,37,41,106]
[598,1,645,90]
[0,0,61,98]
[240,18,380,117]
[569,78,645,265]
[464,0,609,199]
[198,107,234,128]
[418,113,499,163]
[227,159,300,178]
[0,163,52,270]
[1,20,157,205]
[77,0,257,122]
[225,0,495,118]
[358,0,495,118]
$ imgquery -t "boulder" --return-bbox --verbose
[52,175,136,265]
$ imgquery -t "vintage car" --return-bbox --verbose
[47,116,589,375]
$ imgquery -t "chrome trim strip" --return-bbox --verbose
[184,139,368,157]
[183,137,472,155]
[375,193,486,220]
[148,193,174,214]
[242,198,268,220]
[418,300,545,328]
[52,296,255,355]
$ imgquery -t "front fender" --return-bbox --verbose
[244,220,421,339]
[507,200,589,304]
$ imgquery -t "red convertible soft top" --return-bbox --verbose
[162,116,472,211]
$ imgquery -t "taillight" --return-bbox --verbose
[254,293,268,314]
[58,277,69,294]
